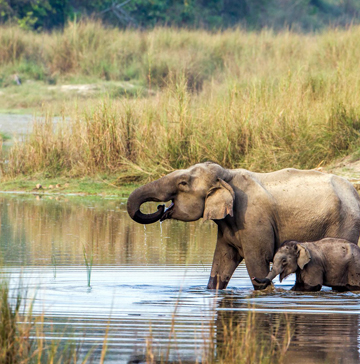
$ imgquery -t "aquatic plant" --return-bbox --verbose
[0,277,108,363]
[0,280,29,363]
[51,254,57,279]
[82,243,94,287]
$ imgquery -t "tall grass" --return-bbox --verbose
[5,74,360,179]
[0,20,359,89]
[0,279,90,363]
[2,22,360,178]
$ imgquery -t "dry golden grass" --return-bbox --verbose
[2,22,360,179]
[0,279,89,363]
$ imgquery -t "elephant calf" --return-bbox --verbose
[253,238,360,292]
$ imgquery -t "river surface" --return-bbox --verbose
[1,194,360,363]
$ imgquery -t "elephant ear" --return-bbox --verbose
[203,179,235,221]
[297,244,311,269]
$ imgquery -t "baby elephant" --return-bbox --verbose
[253,238,360,292]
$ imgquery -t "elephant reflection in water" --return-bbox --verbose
[215,295,360,364]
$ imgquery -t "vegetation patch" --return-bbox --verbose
[1,22,360,182]
[0,177,138,197]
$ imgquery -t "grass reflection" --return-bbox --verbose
[0,195,217,267]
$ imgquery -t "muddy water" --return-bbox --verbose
[1,194,360,363]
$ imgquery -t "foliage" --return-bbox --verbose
[0,0,71,30]
[0,0,360,31]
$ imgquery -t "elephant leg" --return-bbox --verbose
[332,286,349,292]
[207,240,242,290]
[244,257,271,290]
[291,283,322,292]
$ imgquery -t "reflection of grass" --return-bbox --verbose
[82,243,94,287]
[214,310,292,364]
[144,298,292,364]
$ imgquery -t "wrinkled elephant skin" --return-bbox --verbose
[255,238,360,292]
[127,162,360,290]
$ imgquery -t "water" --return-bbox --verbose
[1,194,360,363]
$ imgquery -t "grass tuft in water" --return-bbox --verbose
[0,280,30,363]
[0,277,104,363]
[51,254,57,279]
[82,243,94,287]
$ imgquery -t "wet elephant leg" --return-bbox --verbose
[244,255,271,290]
[207,239,242,290]
[292,283,322,292]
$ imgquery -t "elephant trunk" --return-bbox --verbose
[127,177,174,224]
[265,267,280,282]
[252,267,280,289]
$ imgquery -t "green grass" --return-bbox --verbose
[2,22,360,180]
[82,243,93,288]
[0,80,145,111]
[0,177,138,196]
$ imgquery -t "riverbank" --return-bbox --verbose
[1,154,360,197]
[0,176,138,197]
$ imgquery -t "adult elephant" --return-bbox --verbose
[127,162,360,290]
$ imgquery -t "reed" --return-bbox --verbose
[0,275,114,363]
[0,278,89,363]
[82,243,94,287]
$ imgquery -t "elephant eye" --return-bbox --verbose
[282,258,287,264]
[179,181,187,186]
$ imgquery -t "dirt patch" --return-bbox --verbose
[47,82,137,95]
[48,84,98,94]
[324,155,360,190]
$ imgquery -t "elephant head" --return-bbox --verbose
[252,240,311,288]
[127,162,235,224]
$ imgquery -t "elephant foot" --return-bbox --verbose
[291,283,322,292]
[252,277,271,290]
[207,275,229,290]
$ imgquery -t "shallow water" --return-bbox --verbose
[1,194,360,363]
